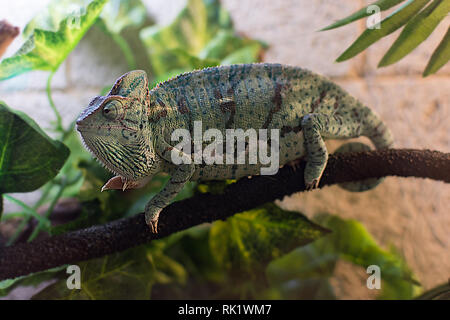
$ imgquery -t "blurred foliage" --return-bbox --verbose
[29,210,420,300]
[209,204,329,275]
[323,0,450,76]
[0,0,107,80]
[22,0,147,69]
[267,215,421,300]
[32,204,329,300]
[0,0,434,300]
[140,0,266,84]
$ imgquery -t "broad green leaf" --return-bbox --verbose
[337,0,431,62]
[379,0,450,67]
[32,243,189,299]
[423,26,450,76]
[32,246,154,299]
[321,0,405,31]
[267,214,420,300]
[0,0,108,80]
[23,0,91,36]
[23,0,144,69]
[0,266,66,297]
[0,102,69,194]
[24,0,145,36]
[209,203,330,274]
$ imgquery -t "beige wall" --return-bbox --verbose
[1,0,449,298]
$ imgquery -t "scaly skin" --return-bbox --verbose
[76,63,394,232]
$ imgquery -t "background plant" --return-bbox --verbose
[322,0,450,76]
[0,0,447,299]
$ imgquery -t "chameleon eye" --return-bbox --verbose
[102,100,123,120]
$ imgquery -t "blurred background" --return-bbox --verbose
[0,0,449,299]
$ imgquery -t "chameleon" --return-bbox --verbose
[76,63,393,233]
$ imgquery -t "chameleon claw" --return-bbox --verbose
[145,208,161,234]
[148,218,159,233]
[305,178,320,190]
[122,179,129,191]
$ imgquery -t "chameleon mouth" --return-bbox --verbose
[77,133,131,180]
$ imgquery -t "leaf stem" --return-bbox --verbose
[3,195,49,227]
[28,179,68,242]
[110,32,137,69]
[46,71,64,134]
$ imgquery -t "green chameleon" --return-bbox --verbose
[76,63,393,232]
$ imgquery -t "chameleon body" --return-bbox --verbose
[76,63,393,232]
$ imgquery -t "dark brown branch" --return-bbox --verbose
[0,149,448,281]
[0,20,19,58]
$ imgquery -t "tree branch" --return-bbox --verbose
[0,149,448,281]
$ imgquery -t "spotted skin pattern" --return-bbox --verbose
[76,63,394,232]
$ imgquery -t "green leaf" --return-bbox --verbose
[0,0,108,80]
[24,0,145,36]
[336,0,431,62]
[32,246,155,299]
[321,0,405,31]
[0,266,66,297]
[423,26,450,76]
[23,0,90,36]
[379,0,450,67]
[0,102,69,194]
[266,214,420,299]
[209,203,330,274]
[32,242,190,299]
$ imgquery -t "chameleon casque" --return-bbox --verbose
[76,63,393,233]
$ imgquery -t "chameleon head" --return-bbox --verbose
[76,70,158,185]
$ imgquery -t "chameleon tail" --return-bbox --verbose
[336,107,394,192]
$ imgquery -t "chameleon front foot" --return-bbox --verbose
[144,205,162,233]
[305,178,320,190]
